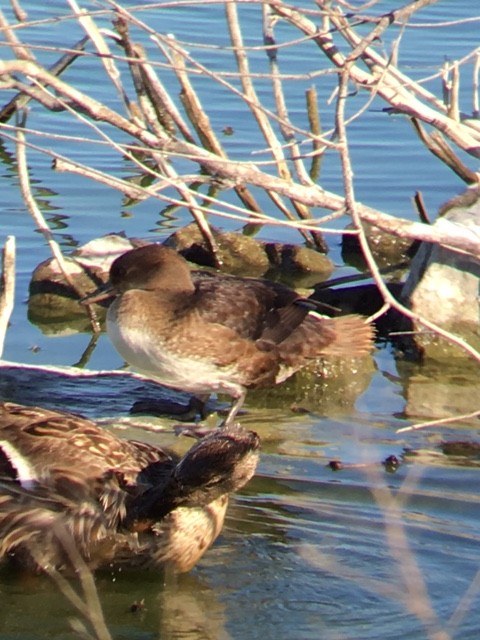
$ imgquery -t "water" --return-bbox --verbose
[0,1,480,638]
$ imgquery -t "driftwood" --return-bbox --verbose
[0,236,15,358]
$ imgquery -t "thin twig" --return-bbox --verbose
[335,55,480,364]
[34,527,112,640]
[413,191,430,224]
[368,472,450,640]
[410,118,479,184]
[0,7,35,62]
[53,157,156,199]
[273,1,480,155]
[67,0,134,119]
[226,2,290,179]
[15,115,101,332]
[0,236,15,359]
[262,4,327,250]
[396,409,480,433]
[0,35,89,123]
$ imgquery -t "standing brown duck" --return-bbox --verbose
[83,244,374,425]
[0,402,259,573]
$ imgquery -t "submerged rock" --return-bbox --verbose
[246,353,375,416]
[342,220,415,270]
[398,358,480,421]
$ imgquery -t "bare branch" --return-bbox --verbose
[0,236,15,359]
[0,35,89,123]
[0,6,35,62]
[9,0,28,22]
[271,1,480,156]
[15,116,101,332]
[410,118,479,184]
[397,409,480,433]
[474,50,480,118]
[67,0,133,118]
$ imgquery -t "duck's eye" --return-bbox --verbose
[111,263,128,282]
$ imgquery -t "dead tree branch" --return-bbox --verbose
[0,236,15,359]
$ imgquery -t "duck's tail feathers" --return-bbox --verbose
[319,314,375,357]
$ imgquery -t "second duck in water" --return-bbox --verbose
[0,402,259,573]
[84,244,374,425]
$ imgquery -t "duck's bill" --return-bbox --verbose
[79,282,114,305]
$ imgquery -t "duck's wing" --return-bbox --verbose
[191,272,309,341]
[0,480,69,568]
[0,403,171,484]
[0,467,114,569]
[258,299,314,345]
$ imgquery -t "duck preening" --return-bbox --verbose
[0,402,260,573]
[82,244,375,426]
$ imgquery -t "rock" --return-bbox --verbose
[165,223,269,276]
[28,234,136,330]
[165,222,334,281]
[400,187,480,359]
[246,353,375,416]
[342,220,415,270]
[264,242,333,284]
[398,358,480,422]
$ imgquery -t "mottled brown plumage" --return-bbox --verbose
[0,402,259,573]
[85,244,374,425]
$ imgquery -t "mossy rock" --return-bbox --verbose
[342,221,414,270]
[28,234,134,332]
[165,223,269,276]
[166,223,334,282]
[245,353,375,416]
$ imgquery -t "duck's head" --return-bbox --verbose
[80,244,194,304]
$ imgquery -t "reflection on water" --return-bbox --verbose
[0,566,233,640]
[398,358,480,422]
[194,468,480,640]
